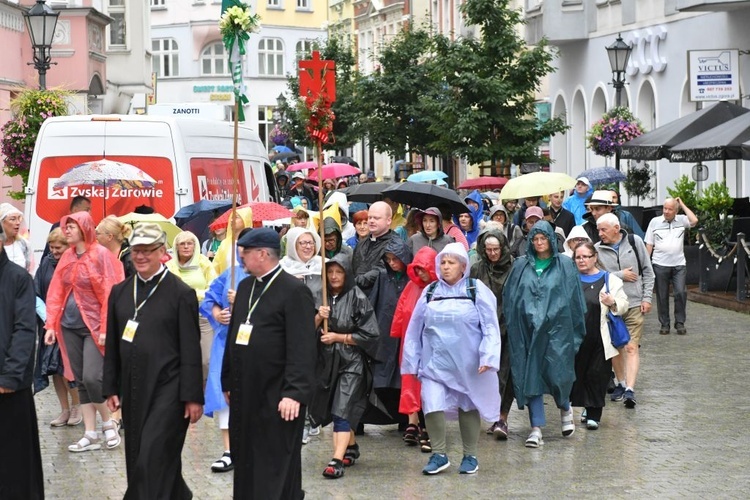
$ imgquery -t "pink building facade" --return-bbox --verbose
[0,0,109,205]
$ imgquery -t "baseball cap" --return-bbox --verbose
[576,177,592,187]
[292,172,305,181]
[129,222,167,247]
[525,206,544,220]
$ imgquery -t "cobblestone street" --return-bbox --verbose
[37,299,750,499]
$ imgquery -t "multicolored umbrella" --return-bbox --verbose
[54,159,156,190]
[209,201,294,230]
[457,177,508,190]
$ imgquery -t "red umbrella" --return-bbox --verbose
[286,161,318,172]
[457,177,508,190]
[209,202,294,230]
[307,163,361,181]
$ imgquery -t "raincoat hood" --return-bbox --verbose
[526,220,558,258]
[563,225,592,255]
[61,211,97,246]
[381,235,413,270]
[285,226,322,262]
[476,224,512,269]
[326,251,355,294]
[416,207,446,240]
[172,231,202,270]
[323,216,343,255]
[324,191,350,219]
[488,204,509,224]
[406,246,437,286]
[435,242,471,281]
[276,171,290,182]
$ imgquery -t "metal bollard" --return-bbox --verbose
[737,232,747,302]
[698,228,709,293]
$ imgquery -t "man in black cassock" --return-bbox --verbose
[103,223,204,499]
[0,222,44,499]
[222,227,316,500]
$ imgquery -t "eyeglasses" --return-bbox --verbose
[531,236,547,243]
[575,255,595,260]
[485,247,501,254]
[131,245,163,256]
[297,241,315,247]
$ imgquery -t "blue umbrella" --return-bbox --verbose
[577,166,627,186]
[173,199,233,244]
[407,170,448,183]
[273,145,293,153]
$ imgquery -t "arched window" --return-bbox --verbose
[152,38,179,77]
[201,42,228,76]
[295,40,314,64]
[258,38,284,76]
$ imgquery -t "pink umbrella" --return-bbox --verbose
[286,161,319,172]
[457,177,508,190]
[307,163,361,181]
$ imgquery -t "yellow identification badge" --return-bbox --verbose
[236,323,253,346]
[123,320,139,343]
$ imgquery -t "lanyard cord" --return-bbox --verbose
[132,270,168,321]
[244,268,282,324]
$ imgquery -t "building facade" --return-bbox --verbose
[527,0,750,203]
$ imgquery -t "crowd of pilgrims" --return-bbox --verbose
[2,174,647,482]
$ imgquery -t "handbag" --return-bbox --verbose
[604,272,630,348]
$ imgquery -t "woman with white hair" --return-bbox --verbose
[402,243,501,475]
[0,203,32,271]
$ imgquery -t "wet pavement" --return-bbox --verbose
[37,299,750,498]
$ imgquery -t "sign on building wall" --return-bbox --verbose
[688,49,740,102]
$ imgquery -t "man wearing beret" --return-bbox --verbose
[222,227,317,499]
[104,223,204,499]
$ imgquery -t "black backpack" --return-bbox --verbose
[425,278,477,304]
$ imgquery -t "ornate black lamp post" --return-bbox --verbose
[23,0,59,90]
[606,33,633,170]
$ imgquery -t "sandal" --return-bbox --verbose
[560,408,575,437]
[68,435,102,452]
[103,420,121,449]
[342,443,360,467]
[50,409,70,427]
[211,451,234,472]
[419,430,432,453]
[403,424,419,446]
[525,429,543,448]
[322,458,345,479]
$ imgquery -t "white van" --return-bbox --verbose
[24,114,278,258]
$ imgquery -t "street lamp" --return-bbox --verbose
[606,33,632,170]
[23,0,59,90]
[276,93,286,123]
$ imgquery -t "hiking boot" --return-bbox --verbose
[422,453,450,475]
[675,323,687,335]
[611,384,626,402]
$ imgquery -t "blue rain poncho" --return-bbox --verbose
[200,265,249,417]
[401,242,501,422]
[502,220,586,408]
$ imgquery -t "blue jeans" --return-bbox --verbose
[527,396,571,428]
[653,264,687,327]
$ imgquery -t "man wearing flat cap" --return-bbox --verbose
[222,227,316,500]
[103,223,204,499]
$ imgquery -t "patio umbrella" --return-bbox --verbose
[118,212,182,248]
[407,170,449,183]
[576,166,627,186]
[345,182,395,203]
[53,159,157,190]
[499,172,577,201]
[619,101,749,160]
[669,111,750,162]
[330,156,360,169]
[307,163,361,181]
[209,201,294,230]
[457,177,508,190]
[381,182,469,214]
[173,199,233,243]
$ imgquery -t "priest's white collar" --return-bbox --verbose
[137,265,166,283]
[257,265,281,282]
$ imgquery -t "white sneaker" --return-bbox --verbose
[309,425,320,436]
[301,426,310,445]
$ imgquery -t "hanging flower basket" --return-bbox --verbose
[269,124,288,146]
[587,107,645,157]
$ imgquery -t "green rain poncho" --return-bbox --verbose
[502,220,586,408]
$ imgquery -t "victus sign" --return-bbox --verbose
[688,49,740,102]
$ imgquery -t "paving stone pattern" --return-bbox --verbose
[38,299,750,498]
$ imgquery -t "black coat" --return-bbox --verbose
[104,269,204,500]
[0,251,36,392]
[351,229,395,293]
[222,267,316,500]
[550,206,576,237]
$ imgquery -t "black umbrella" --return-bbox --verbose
[330,156,360,169]
[345,182,394,203]
[381,182,469,215]
[670,112,750,162]
[272,152,300,162]
[619,101,749,160]
[173,199,233,244]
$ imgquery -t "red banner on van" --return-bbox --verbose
[37,156,175,224]
[190,158,260,204]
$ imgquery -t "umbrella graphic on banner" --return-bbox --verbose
[53,159,157,190]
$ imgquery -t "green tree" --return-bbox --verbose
[421,0,567,164]
[277,35,363,150]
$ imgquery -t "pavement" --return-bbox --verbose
[37,299,750,499]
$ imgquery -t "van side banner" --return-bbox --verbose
[190,158,258,203]
[39,155,175,223]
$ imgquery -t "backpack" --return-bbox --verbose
[425,278,477,304]
[627,233,642,276]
